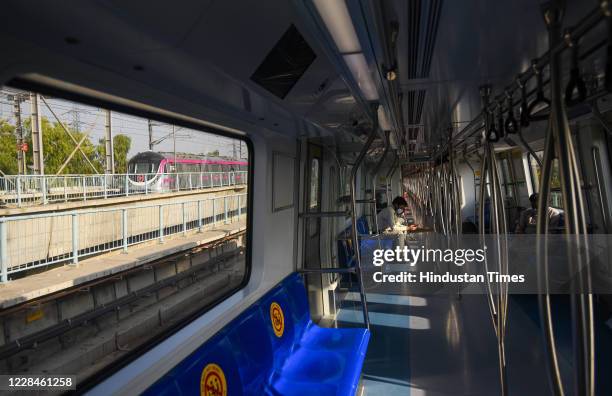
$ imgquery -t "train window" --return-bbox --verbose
[0,86,250,387]
[528,151,563,208]
[499,157,514,199]
[309,158,320,209]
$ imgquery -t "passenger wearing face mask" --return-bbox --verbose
[376,196,408,233]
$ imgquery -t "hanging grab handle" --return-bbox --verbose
[504,91,518,134]
[527,62,551,120]
[564,31,587,106]
[486,109,500,142]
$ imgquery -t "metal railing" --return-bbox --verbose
[0,171,248,207]
[0,193,248,282]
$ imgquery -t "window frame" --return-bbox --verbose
[7,77,254,391]
[527,150,564,209]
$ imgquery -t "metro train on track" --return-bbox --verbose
[1,1,612,396]
[127,151,248,192]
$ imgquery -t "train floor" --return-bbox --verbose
[332,287,612,395]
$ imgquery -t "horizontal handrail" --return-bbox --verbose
[299,211,350,218]
[0,171,248,208]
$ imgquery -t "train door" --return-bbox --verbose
[304,144,324,320]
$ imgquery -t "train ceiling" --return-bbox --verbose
[0,0,605,166]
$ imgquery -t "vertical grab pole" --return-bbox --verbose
[0,220,8,283]
[349,117,378,330]
[478,85,507,396]
[537,3,594,396]
[370,131,389,236]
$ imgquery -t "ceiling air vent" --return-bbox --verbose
[251,24,317,99]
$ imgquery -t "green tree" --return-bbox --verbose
[4,116,100,175]
[95,134,132,173]
[30,118,99,174]
[1,116,132,175]
[206,150,220,157]
[0,120,18,175]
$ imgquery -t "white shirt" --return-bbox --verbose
[377,206,402,232]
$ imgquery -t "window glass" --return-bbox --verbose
[499,157,514,199]
[0,86,250,387]
[529,151,563,208]
[309,158,320,209]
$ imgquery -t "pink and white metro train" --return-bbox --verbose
[127,151,248,192]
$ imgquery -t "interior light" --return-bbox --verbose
[313,0,379,102]
[343,53,379,101]
[313,0,362,53]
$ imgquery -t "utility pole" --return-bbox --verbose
[148,119,154,150]
[105,109,114,174]
[232,140,237,159]
[12,94,26,175]
[30,93,44,175]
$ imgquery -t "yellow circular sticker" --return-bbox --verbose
[200,363,227,396]
[270,302,285,338]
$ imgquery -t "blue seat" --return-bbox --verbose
[144,273,370,396]
[146,333,246,396]
[356,216,369,234]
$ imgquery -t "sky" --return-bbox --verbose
[0,87,247,162]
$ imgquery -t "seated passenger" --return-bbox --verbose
[376,196,408,233]
[515,193,563,233]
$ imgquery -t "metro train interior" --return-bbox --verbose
[1,0,612,395]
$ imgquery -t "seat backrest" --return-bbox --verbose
[282,273,311,330]
[259,285,301,366]
[145,273,313,395]
[357,216,369,234]
[226,305,274,393]
[143,332,245,396]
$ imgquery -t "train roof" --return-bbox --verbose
[128,151,248,164]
